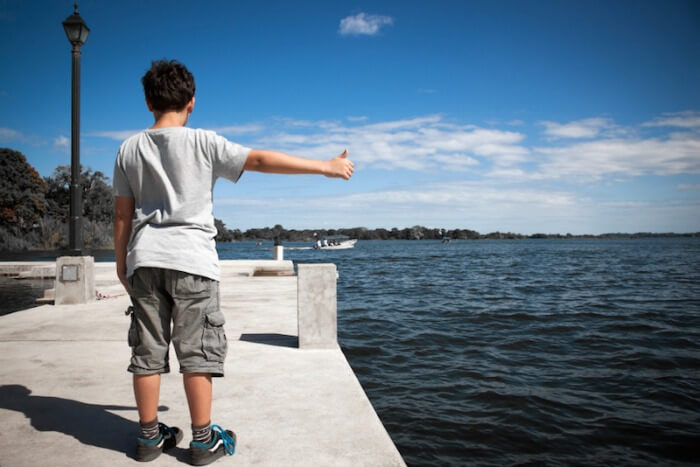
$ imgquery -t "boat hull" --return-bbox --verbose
[314,239,357,250]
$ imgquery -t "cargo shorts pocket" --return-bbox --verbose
[202,311,227,362]
[128,270,154,299]
[173,274,211,299]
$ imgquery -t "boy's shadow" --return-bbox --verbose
[0,384,168,459]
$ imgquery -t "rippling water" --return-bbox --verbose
[0,276,51,316]
[222,238,700,466]
[2,239,698,465]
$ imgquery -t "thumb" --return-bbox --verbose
[338,149,348,159]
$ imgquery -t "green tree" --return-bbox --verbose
[0,148,47,235]
[44,165,113,223]
[214,218,234,242]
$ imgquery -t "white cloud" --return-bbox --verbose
[418,88,437,94]
[257,113,700,182]
[215,180,579,232]
[89,113,700,184]
[642,111,700,129]
[535,132,700,180]
[0,127,22,141]
[337,181,575,208]
[250,115,528,171]
[678,183,700,191]
[433,154,479,171]
[209,111,700,233]
[53,135,69,151]
[207,124,263,135]
[339,13,393,36]
[89,130,140,140]
[539,118,614,139]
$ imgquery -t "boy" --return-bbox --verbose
[113,59,353,465]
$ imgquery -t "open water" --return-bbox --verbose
[2,238,699,465]
[221,238,700,466]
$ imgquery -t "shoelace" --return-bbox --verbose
[211,424,236,455]
[158,422,175,438]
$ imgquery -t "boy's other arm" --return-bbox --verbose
[114,196,135,291]
[243,149,354,180]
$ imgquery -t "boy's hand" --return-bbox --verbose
[118,269,129,292]
[324,149,354,180]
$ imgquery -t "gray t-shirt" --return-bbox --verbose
[113,127,251,281]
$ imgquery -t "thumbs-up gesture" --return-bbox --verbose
[324,149,354,180]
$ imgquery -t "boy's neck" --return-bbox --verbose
[151,109,190,129]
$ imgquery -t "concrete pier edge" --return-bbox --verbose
[0,260,406,466]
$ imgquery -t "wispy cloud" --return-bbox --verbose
[250,115,528,171]
[216,184,700,234]
[0,127,23,141]
[207,124,263,135]
[642,111,700,129]
[215,180,579,232]
[88,112,700,185]
[535,132,700,180]
[339,13,394,36]
[539,118,616,139]
[208,111,700,233]
[418,88,437,94]
[89,130,141,141]
[53,135,69,152]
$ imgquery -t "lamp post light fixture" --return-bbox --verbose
[62,3,89,255]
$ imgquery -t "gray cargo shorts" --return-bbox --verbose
[127,267,227,377]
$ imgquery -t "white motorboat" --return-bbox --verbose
[313,236,357,250]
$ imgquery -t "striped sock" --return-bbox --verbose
[140,419,160,440]
[192,422,212,444]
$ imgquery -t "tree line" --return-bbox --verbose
[214,224,700,242]
[2,147,697,251]
[1,148,113,251]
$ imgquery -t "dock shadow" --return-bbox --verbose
[0,384,168,460]
[239,332,298,348]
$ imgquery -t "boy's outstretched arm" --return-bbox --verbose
[243,149,354,180]
[114,196,135,291]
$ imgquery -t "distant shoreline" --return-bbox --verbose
[214,225,700,243]
[1,232,699,260]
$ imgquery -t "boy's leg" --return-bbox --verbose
[183,373,212,427]
[168,272,235,463]
[134,374,161,424]
[128,268,183,460]
[129,267,171,422]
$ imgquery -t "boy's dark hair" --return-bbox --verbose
[141,60,196,112]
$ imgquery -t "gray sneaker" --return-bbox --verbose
[190,424,237,466]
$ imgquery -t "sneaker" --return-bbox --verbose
[190,424,237,466]
[135,422,183,462]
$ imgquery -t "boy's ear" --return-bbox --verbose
[145,98,154,112]
[186,97,195,114]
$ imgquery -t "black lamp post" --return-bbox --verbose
[62,3,89,255]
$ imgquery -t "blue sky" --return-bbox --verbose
[1,0,699,234]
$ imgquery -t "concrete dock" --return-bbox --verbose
[0,260,405,466]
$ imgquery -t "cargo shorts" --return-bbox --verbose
[127,267,228,377]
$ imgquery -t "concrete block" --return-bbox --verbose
[273,245,284,260]
[297,263,337,349]
[54,256,95,305]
